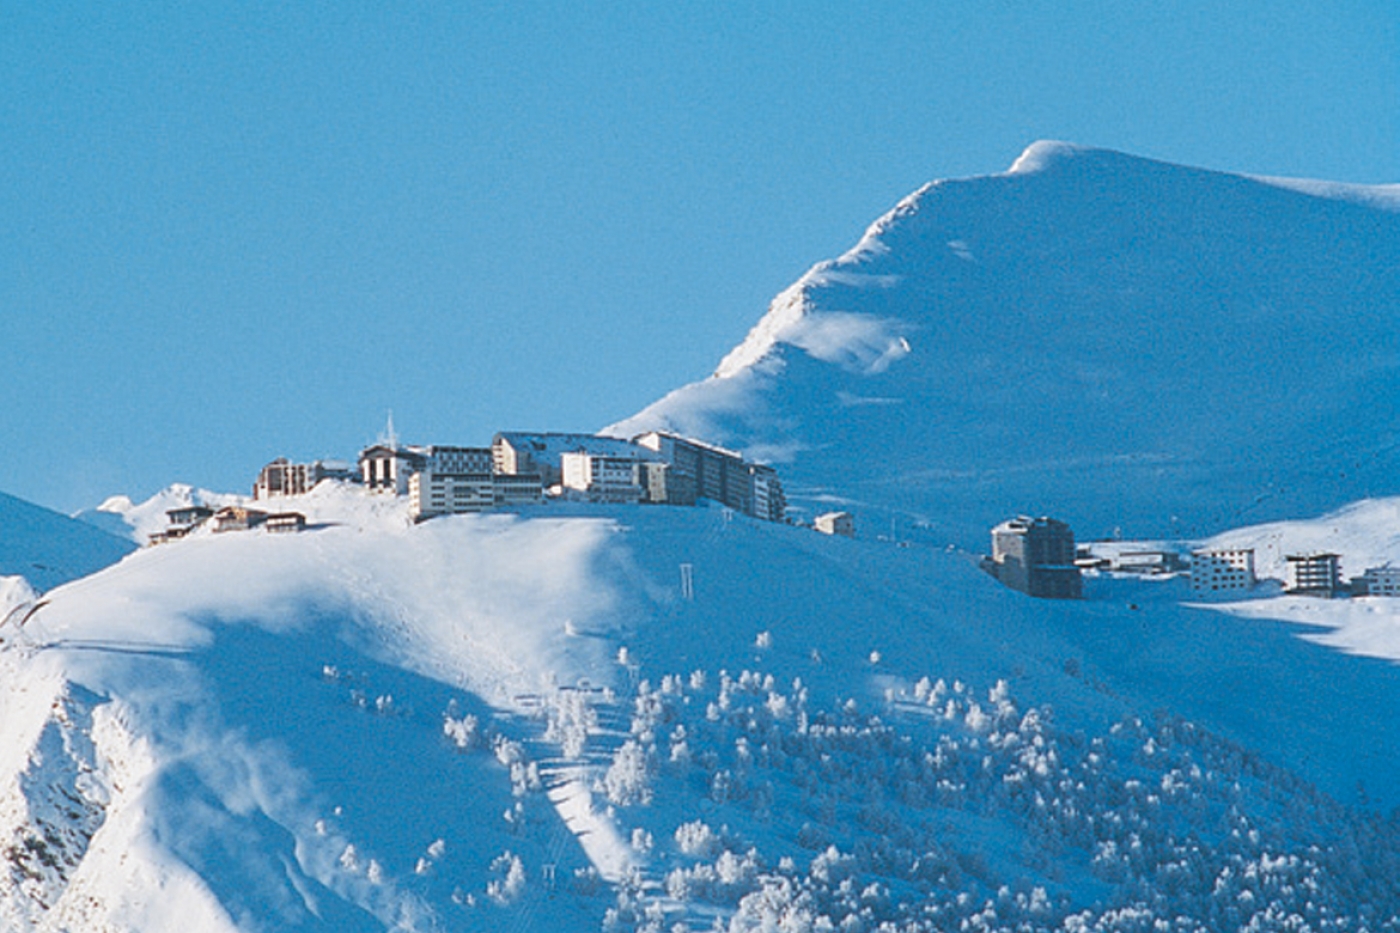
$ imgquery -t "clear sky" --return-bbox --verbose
[3,1,1396,513]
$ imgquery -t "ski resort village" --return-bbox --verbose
[4,142,1400,933]
[156,432,1399,614]
[146,425,791,544]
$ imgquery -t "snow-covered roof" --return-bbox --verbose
[494,431,654,462]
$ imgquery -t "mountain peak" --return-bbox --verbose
[612,146,1400,541]
[1005,139,1095,174]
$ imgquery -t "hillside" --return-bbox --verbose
[2,484,1400,931]
[5,143,1400,931]
[0,491,136,592]
[608,142,1400,545]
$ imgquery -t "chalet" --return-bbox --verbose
[1190,548,1256,595]
[987,516,1081,599]
[813,511,855,538]
[213,506,269,533]
[168,505,215,528]
[265,512,307,534]
[1286,553,1342,597]
[148,505,215,545]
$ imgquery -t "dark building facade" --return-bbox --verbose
[989,516,1082,599]
[1285,552,1341,597]
[633,431,785,522]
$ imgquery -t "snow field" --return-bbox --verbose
[5,486,1400,929]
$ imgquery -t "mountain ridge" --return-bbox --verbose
[608,141,1400,543]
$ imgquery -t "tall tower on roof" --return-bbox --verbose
[380,410,399,450]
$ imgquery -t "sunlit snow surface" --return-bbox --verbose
[5,483,1400,931]
[6,142,1400,930]
[608,142,1400,546]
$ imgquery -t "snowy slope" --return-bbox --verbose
[608,141,1400,544]
[4,485,1400,931]
[1189,495,1400,671]
[0,491,136,592]
[6,144,1400,931]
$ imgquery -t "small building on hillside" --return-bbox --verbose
[254,458,356,500]
[1190,548,1256,595]
[1353,565,1400,596]
[1111,550,1186,575]
[1286,552,1342,597]
[265,512,307,534]
[813,511,855,538]
[212,506,269,533]
[149,505,215,544]
[987,516,1081,599]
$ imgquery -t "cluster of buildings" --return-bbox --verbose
[984,515,1400,602]
[342,430,785,523]
[150,429,787,541]
[148,504,307,544]
[1183,548,1400,599]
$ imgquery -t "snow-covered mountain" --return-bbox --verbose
[5,144,1400,932]
[609,141,1400,544]
[74,484,245,545]
[0,491,136,592]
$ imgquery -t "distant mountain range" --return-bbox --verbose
[610,141,1400,544]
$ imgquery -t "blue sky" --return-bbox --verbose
[3,2,1396,513]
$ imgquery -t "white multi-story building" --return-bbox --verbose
[1190,548,1255,595]
[409,471,495,519]
[360,445,494,495]
[409,470,545,521]
[493,472,545,508]
[561,452,649,504]
[425,446,493,475]
[493,432,650,488]
[1354,565,1400,596]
